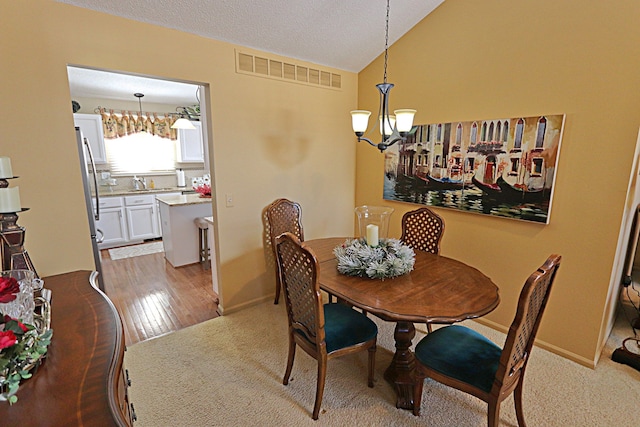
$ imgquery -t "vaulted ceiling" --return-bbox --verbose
[61,0,444,104]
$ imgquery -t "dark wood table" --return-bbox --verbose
[305,238,500,410]
[0,271,132,426]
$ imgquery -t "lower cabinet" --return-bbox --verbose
[124,194,158,241]
[96,197,128,249]
[155,192,182,237]
[96,194,160,249]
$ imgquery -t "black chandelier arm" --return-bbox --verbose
[356,135,406,152]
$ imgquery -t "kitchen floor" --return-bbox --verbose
[101,245,219,346]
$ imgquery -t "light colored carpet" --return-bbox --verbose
[108,241,164,260]
[125,301,640,426]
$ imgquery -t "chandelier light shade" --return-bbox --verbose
[394,109,417,133]
[351,110,371,134]
[379,114,395,137]
[171,117,196,130]
[350,0,416,152]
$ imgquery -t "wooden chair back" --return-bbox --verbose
[400,207,445,254]
[493,254,562,397]
[264,198,304,304]
[412,254,561,426]
[275,232,377,420]
[274,232,324,351]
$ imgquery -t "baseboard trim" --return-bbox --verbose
[217,294,274,316]
[475,317,597,369]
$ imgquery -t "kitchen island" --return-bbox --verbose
[156,193,213,267]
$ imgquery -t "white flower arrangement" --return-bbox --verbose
[333,238,415,279]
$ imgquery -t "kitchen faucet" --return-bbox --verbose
[133,175,147,190]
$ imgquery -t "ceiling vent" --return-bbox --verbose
[236,51,341,90]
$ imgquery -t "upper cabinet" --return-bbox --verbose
[176,121,204,163]
[74,113,108,164]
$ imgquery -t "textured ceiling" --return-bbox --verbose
[61,0,444,104]
[67,66,201,106]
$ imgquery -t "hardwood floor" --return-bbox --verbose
[101,246,219,346]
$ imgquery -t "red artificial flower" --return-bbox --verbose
[4,315,27,332]
[0,330,17,349]
[0,277,20,303]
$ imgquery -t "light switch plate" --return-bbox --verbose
[225,194,234,207]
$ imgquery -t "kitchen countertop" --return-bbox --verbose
[97,186,192,197]
[156,193,212,206]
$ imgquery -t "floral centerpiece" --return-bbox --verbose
[194,183,211,197]
[0,276,52,404]
[333,238,415,279]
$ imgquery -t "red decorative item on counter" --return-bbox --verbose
[194,184,212,198]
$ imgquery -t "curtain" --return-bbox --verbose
[99,108,178,140]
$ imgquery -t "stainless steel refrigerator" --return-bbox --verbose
[75,127,105,290]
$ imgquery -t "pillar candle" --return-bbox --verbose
[0,187,21,213]
[366,224,379,247]
[0,157,13,179]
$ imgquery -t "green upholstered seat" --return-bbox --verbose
[412,254,562,427]
[414,325,501,393]
[276,232,378,420]
[323,303,378,353]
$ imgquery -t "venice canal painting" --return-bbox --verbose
[383,115,564,224]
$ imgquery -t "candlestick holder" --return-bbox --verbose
[0,177,38,276]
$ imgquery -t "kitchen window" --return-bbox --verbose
[105,132,176,175]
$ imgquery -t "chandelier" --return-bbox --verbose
[350,0,416,152]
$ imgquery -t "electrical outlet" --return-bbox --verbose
[225,194,234,207]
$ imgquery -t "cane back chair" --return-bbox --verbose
[412,254,561,427]
[264,198,304,304]
[400,206,445,332]
[400,207,445,254]
[275,232,378,420]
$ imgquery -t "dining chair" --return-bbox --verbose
[275,232,378,420]
[264,198,304,304]
[412,254,562,427]
[400,206,445,332]
[400,206,445,254]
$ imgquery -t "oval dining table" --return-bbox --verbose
[304,237,500,410]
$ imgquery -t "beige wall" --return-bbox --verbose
[1,1,357,313]
[5,0,638,367]
[356,0,640,365]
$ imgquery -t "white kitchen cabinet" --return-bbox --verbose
[176,121,204,163]
[124,194,158,241]
[74,113,107,164]
[155,192,182,237]
[156,194,213,267]
[94,197,128,249]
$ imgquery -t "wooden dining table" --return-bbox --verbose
[305,237,500,410]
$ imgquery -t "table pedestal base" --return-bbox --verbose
[383,321,417,410]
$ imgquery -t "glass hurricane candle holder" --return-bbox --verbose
[355,206,394,246]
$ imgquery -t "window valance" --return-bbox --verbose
[99,108,178,141]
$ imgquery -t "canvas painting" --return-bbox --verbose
[383,114,565,224]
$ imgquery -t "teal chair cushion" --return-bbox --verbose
[323,303,378,353]
[414,325,502,393]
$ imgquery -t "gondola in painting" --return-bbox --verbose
[383,114,564,224]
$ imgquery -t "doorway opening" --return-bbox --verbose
[67,65,220,345]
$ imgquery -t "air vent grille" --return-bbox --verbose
[236,51,341,90]
[255,56,269,75]
[270,60,283,78]
[238,53,254,73]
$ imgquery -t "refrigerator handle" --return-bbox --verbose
[83,137,100,221]
[96,228,105,244]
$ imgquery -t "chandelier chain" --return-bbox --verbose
[383,0,390,84]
